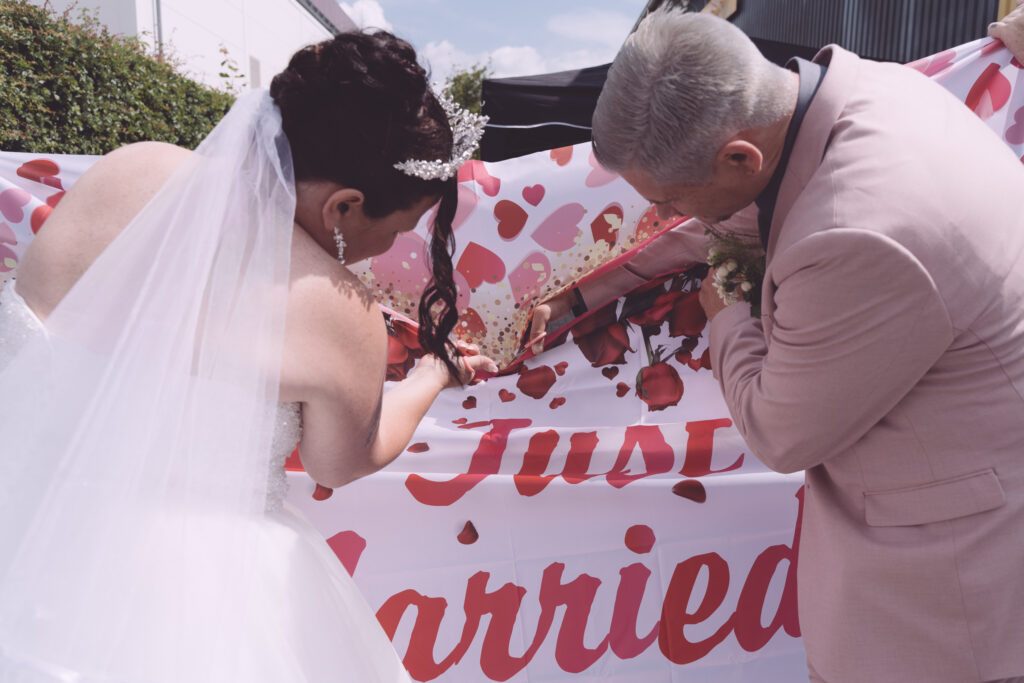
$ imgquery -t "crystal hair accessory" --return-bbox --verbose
[393,93,488,181]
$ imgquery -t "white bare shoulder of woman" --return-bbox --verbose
[283,235,387,401]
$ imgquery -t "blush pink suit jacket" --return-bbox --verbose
[580,46,1024,682]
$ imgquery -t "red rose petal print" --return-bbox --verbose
[668,291,707,338]
[407,442,430,453]
[549,396,566,409]
[312,484,334,501]
[672,479,707,503]
[453,417,469,424]
[16,158,63,190]
[457,160,500,196]
[615,382,630,397]
[462,396,477,410]
[550,146,573,166]
[31,204,52,234]
[0,188,31,223]
[602,366,620,380]
[531,203,585,252]
[494,199,529,240]
[458,521,479,544]
[700,348,712,370]
[522,184,545,206]
[516,364,557,399]
[554,361,569,376]
[456,242,507,289]
[624,524,656,554]
[965,63,1012,120]
[498,389,516,403]
[46,191,65,208]
[590,204,624,246]
[981,38,1005,58]
[327,530,367,576]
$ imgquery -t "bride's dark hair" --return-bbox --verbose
[269,30,461,378]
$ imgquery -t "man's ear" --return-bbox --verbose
[718,139,765,176]
[323,187,365,230]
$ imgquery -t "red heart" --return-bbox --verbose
[312,484,334,501]
[498,389,516,403]
[46,191,65,208]
[550,146,573,166]
[965,63,1011,120]
[456,242,506,289]
[407,442,430,453]
[615,382,630,397]
[457,306,488,338]
[602,366,620,380]
[494,200,528,240]
[462,396,477,410]
[591,204,624,246]
[16,159,63,190]
[549,396,566,409]
[516,364,557,399]
[0,188,31,223]
[457,160,500,197]
[31,205,52,234]
[554,361,569,376]
[522,184,545,206]
[327,531,366,576]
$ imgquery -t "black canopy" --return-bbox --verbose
[480,0,999,162]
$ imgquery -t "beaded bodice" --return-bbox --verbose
[0,280,301,511]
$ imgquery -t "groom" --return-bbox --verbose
[533,8,1024,683]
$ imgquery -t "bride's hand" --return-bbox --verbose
[410,343,499,388]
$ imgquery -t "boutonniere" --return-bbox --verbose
[704,228,766,318]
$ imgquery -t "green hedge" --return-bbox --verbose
[0,0,234,154]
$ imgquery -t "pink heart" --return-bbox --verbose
[907,49,956,77]
[0,222,17,246]
[508,251,552,304]
[585,150,618,187]
[457,160,501,197]
[522,184,545,206]
[456,241,506,289]
[1005,106,1024,145]
[550,146,573,166]
[0,188,31,223]
[531,203,585,252]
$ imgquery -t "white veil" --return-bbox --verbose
[0,90,295,680]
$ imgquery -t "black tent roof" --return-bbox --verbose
[480,0,1000,162]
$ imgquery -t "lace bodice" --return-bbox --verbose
[0,280,301,511]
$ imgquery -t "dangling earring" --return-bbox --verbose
[333,225,347,264]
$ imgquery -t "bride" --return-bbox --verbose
[0,30,494,681]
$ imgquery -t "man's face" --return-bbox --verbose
[621,154,766,224]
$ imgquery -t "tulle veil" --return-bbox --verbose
[0,90,296,680]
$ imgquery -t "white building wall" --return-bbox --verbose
[31,0,333,91]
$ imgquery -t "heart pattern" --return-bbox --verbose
[493,199,528,240]
[522,184,545,206]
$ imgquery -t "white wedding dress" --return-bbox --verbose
[0,90,412,682]
[0,282,412,682]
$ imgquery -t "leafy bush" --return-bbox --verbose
[0,0,234,154]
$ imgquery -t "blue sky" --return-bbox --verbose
[338,0,647,82]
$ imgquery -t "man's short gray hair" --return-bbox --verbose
[593,9,795,185]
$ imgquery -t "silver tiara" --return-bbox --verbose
[393,93,489,181]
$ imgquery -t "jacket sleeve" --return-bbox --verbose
[577,204,760,310]
[709,228,954,474]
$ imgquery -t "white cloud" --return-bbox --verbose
[421,41,551,84]
[339,0,393,31]
[488,46,548,79]
[546,9,634,49]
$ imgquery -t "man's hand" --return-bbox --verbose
[699,271,731,321]
[990,0,1024,62]
[527,292,573,354]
